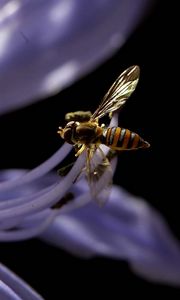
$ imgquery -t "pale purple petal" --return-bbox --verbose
[0,0,153,115]
[41,186,180,286]
[0,281,21,300]
[0,157,116,240]
[0,143,71,192]
[0,263,44,300]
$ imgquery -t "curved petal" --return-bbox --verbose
[41,186,180,286]
[0,281,21,300]
[0,143,71,193]
[0,263,44,300]
[0,0,153,115]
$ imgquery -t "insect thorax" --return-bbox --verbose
[75,121,103,145]
[62,119,102,145]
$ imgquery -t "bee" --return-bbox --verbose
[58,66,150,201]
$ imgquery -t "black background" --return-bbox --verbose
[1,1,180,298]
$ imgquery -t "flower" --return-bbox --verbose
[2,0,179,298]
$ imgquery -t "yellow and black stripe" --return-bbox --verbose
[101,127,149,150]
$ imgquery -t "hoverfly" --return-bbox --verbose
[58,66,150,202]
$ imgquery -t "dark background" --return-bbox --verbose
[1,1,179,298]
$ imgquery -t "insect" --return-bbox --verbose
[58,65,150,201]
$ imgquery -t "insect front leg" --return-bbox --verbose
[75,144,86,157]
[86,147,95,185]
[57,126,63,137]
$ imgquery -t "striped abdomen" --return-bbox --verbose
[101,127,150,150]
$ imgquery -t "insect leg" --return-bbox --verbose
[75,144,86,157]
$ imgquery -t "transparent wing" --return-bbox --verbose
[86,147,113,206]
[91,65,140,120]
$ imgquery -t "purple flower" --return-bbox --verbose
[2,0,179,298]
